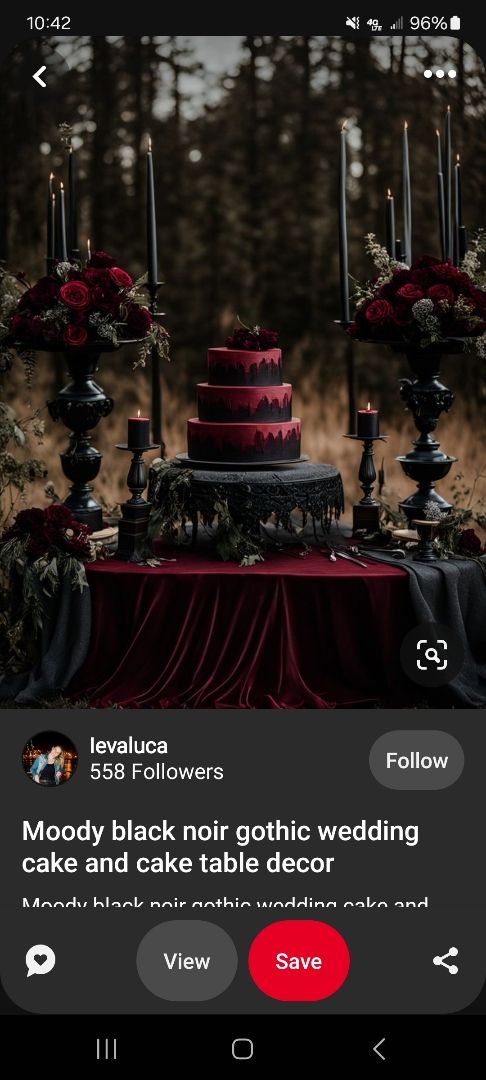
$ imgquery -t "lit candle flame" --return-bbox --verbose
[60,181,64,191]
[148,135,152,152]
[404,120,408,130]
[387,188,392,198]
[457,153,460,163]
[137,409,141,418]
[367,401,371,411]
[447,104,451,113]
[436,129,440,137]
[87,238,91,260]
[49,171,54,180]
[341,121,347,132]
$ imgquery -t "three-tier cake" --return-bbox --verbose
[186,329,301,464]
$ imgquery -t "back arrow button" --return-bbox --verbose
[372,1037,386,1061]
[33,66,47,87]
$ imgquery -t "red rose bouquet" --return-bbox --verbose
[0,504,95,674]
[9,251,169,368]
[0,504,94,640]
[348,235,486,354]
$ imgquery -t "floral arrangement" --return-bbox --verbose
[225,318,279,351]
[0,504,93,674]
[4,251,169,369]
[349,234,486,354]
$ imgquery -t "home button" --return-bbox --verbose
[232,1038,254,1060]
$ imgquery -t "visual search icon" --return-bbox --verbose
[433,946,459,975]
[26,944,56,977]
[416,639,447,672]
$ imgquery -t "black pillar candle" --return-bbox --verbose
[357,403,380,439]
[128,410,151,448]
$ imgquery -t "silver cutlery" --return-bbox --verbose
[320,546,368,567]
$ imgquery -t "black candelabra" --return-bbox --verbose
[145,281,166,456]
[116,441,159,562]
[344,433,389,535]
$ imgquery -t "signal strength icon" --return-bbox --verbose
[391,16,404,30]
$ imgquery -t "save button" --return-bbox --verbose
[248,920,350,1001]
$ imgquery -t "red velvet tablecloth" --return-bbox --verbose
[71,549,413,708]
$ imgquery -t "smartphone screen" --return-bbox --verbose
[0,15,485,1068]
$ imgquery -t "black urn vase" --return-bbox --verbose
[395,342,460,523]
[47,347,114,532]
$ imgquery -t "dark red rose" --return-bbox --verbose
[63,323,88,348]
[409,268,440,289]
[125,303,152,337]
[18,277,60,311]
[432,261,460,281]
[59,281,91,311]
[397,284,424,303]
[44,504,76,529]
[82,268,114,288]
[91,284,120,314]
[8,508,46,536]
[458,528,483,556]
[110,267,133,289]
[427,284,455,306]
[88,250,116,268]
[389,268,412,289]
[225,326,279,350]
[364,299,394,326]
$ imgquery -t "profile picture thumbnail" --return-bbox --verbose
[22,731,78,787]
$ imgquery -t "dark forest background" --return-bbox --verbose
[2,35,486,513]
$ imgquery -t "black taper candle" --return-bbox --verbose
[59,182,68,261]
[47,173,55,269]
[146,136,158,288]
[454,156,461,266]
[437,172,446,261]
[444,106,452,260]
[402,122,412,265]
[68,146,79,261]
[338,122,350,323]
[385,189,396,259]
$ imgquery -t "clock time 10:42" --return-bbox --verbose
[27,16,71,30]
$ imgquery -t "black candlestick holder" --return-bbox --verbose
[344,433,389,535]
[116,441,159,562]
[145,281,166,456]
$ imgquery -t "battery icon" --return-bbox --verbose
[450,16,461,30]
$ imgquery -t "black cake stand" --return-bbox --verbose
[149,460,345,546]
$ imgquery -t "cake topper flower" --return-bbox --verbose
[225,316,279,351]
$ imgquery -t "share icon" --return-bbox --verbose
[433,946,459,975]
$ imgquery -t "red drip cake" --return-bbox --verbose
[187,342,301,463]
